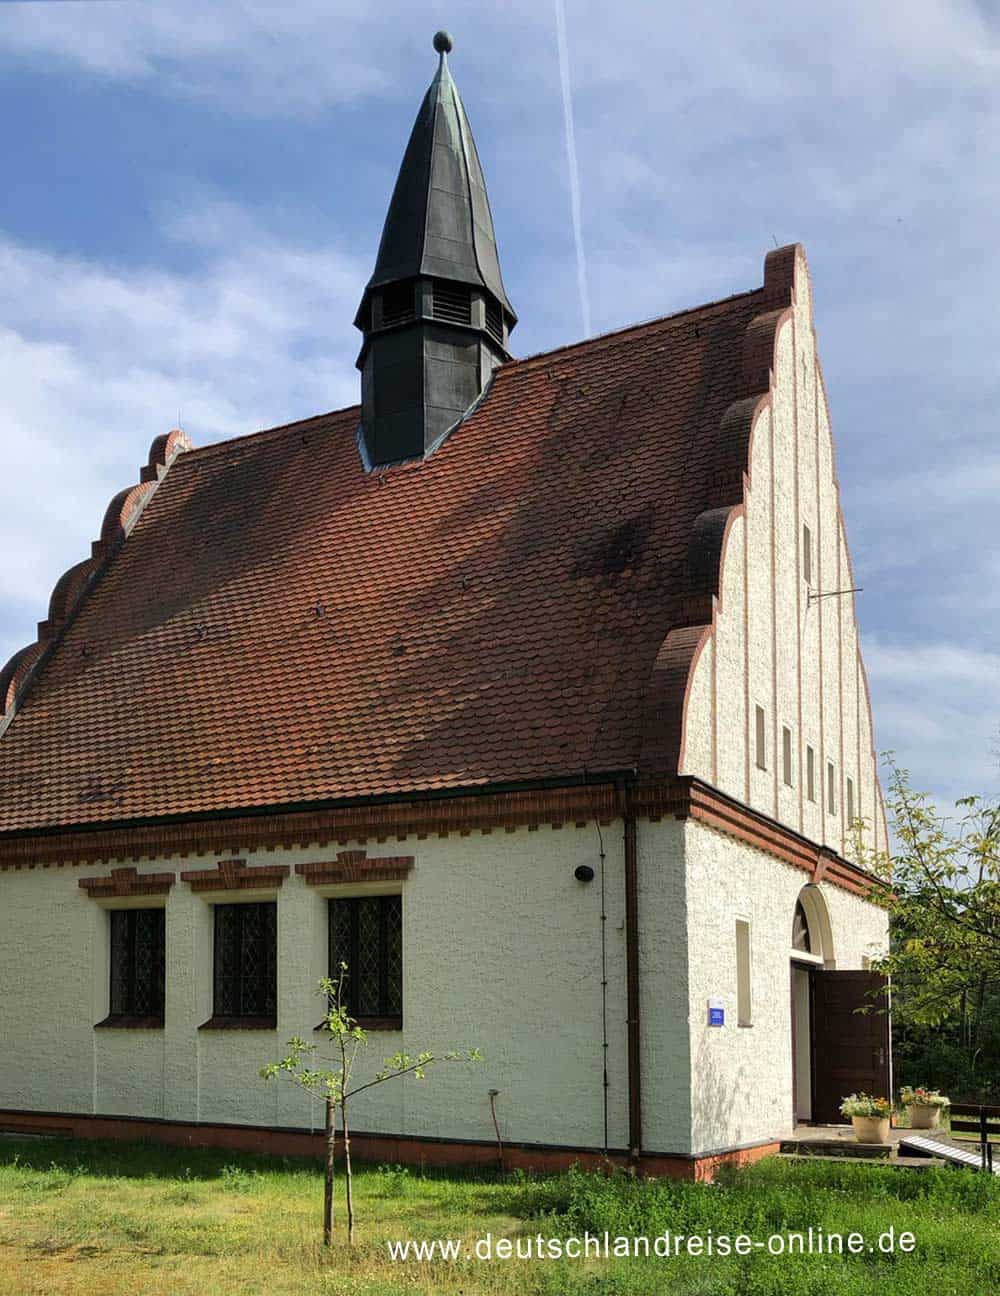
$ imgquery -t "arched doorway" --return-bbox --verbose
[790,886,831,1124]
[790,885,891,1125]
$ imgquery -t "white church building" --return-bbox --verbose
[0,34,889,1180]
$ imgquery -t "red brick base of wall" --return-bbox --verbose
[0,1108,780,1183]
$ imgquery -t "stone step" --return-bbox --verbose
[776,1151,944,1171]
[779,1138,891,1159]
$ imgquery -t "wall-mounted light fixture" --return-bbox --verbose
[574,864,595,883]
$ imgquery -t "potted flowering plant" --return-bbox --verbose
[840,1093,893,1144]
[899,1086,949,1129]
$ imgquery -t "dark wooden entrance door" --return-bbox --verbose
[812,971,890,1124]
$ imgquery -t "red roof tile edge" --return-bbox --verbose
[638,244,800,774]
[0,428,193,727]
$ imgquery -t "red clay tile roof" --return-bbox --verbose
[0,268,780,835]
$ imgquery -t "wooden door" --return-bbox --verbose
[811,971,890,1125]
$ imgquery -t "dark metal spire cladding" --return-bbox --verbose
[355,32,517,468]
[357,32,515,321]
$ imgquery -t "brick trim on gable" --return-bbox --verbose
[78,866,175,898]
[0,429,191,728]
[179,858,290,893]
[295,850,414,886]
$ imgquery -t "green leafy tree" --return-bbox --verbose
[862,758,1000,1098]
[261,969,481,1246]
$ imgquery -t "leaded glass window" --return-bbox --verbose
[328,895,402,1025]
[213,902,277,1021]
[109,908,165,1021]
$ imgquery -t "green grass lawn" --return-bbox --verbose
[0,1137,998,1295]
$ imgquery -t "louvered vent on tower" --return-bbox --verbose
[484,296,503,344]
[431,280,472,325]
[381,282,415,327]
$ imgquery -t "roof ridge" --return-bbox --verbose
[509,286,766,370]
[188,287,767,459]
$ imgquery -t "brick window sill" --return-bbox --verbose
[94,1015,165,1030]
[198,1016,277,1031]
[313,1016,402,1033]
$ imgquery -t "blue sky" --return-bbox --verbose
[0,0,997,810]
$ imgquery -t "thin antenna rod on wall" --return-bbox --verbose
[807,587,863,607]
[554,0,592,337]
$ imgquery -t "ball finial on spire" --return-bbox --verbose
[433,30,453,55]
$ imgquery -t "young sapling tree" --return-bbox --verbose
[261,967,481,1246]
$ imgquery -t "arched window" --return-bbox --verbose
[792,899,812,953]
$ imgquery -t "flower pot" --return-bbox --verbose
[907,1103,942,1130]
[851,1115,890,1144]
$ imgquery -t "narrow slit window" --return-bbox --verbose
[847,776,855,825]
[806,746,816,803]
[802,524,812,585]
[736,919,752,1026]
[782,726,793,787]
[827,761,837,815]
[755,705,767,771]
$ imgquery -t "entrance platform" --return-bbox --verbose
[781,1123,972,1170]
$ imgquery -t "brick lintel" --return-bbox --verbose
[179,858,290,893]
[296,850,414,886]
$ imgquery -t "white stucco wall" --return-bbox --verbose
[681,817,889,1156]
[0,811,891,1159]
[681,246,889,865]
[636,816,690,1155]
[0,824,638,1153]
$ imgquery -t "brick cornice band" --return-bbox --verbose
[296,850,414,886]
[179,858,290,893]
[0,778,879,901]
[79,866,175,898]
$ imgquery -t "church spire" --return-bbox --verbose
[355,31,517,467]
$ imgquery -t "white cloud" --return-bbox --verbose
[0,0,559,117]
[865,638,1000,802]
[0,2,393,113]
[0,205,365,648]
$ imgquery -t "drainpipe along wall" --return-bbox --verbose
[621,777,642,1161]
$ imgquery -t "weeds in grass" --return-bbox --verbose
[219,1164,264,1194]
[0,1138,998,1294]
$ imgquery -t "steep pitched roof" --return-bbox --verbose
[0,262,790,836]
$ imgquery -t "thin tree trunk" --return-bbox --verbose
[323,1095,336,1247]
[972,972,987,1050]
[343,1098,355,1247]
